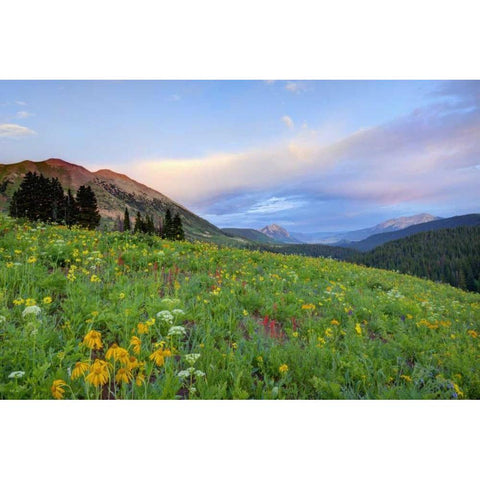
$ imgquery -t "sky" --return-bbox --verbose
[1,80,479,232]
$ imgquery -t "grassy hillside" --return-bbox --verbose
[1,214,479,399]
[354,225,480,293]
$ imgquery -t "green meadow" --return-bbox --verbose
[1,214,479,399]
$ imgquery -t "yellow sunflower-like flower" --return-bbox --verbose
[126,356,139,370]
[149,347,172,367]
[43,296,53,305]
[130,336,141,355]
[71,361,90,380]
[83,330,103,350]
[115,368,133,384]
[279,364,289,374]
[116,347,130,365]
[355,323,362,335]
[51,379,67,399]
[85,359,110,387]
[105,343,122,360]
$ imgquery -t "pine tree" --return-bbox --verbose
[65,189,79,227]
[163,208,173,239]
[50,177,65,222]
[172,213,185,240]
[10,171,39,220]
[76,185,101,229]
[134,211,144,233]
[145,214,155,234]
[123,207,131,232]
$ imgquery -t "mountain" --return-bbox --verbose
[0,158,235,244]
[342,214,480,252]
[291,213,441,244]
[221,228,280,244]
[260,224,302,244]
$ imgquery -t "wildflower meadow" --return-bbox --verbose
[1,214,479,399]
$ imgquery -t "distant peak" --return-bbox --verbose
[43,158,70,166]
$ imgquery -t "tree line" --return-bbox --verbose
[351,225,480,293]
[9,172,100,229]
[121,207,185,240]
[8,171,185,240]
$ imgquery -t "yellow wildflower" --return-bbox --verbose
[467,330,478,339]
[453,383,464,398]
[330,319,340,325]
[301,303,316,310]
[400,375,412,382]
[90,274,101,283]
[71,361,90,380]
[27,256,37,264]
[130,336,141,355]
[85,359,110,387]
[137,322,149,334]
[325,328,333,337]
[51,379,67,399]
[13,298,25,306]
[43,296,53,305]
[279,364,289,374]
[83,330,103,350]
[149,347,172,367]
[355,323,362,335]
[115,368,133,384]
[25,298,36,307]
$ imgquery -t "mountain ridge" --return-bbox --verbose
[0,158,235,243]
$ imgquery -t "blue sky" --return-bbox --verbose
[1,80,479,232]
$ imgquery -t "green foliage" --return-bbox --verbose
[123,207,131,232]
[0,214,479,400]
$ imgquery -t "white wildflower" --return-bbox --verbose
[0,315,6,324]
[8,371,25,379]
[194,370,205,378]
[185,353,200,365]
[168,325,186,336]
[172,309,185,317]
[177,370,191,379]
[156,310,174,324]
[22,305,41,318]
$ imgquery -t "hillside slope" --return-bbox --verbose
[222,228,280,244]
[341,214,480,251]
[354,225,480,292]
[1,214,479,399]
[0,158,236,244]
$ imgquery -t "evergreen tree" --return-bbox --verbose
[76,185,101,229]
[123,207,131,232]
[65,189,79,227]
[10,171,39,220]
[145,214,155,234]
[50,177,66,222]
[172,213,185,240]
[133,212,144,233]
[163,208,173,239]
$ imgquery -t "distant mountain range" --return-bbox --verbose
[291,213,441,244]
[0,158,235,244]
[340,214,480,251]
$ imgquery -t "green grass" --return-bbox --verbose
[0,214,479,399]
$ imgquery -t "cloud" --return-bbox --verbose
[0,123,37,138]
[281,115,294,129]
[127,88,480,229]
[285,81,308,93]
[16,111,34,119]
[15,100,27,106]
[247,196,306,214]
[264,80,276,85]
[167,94,181,102]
